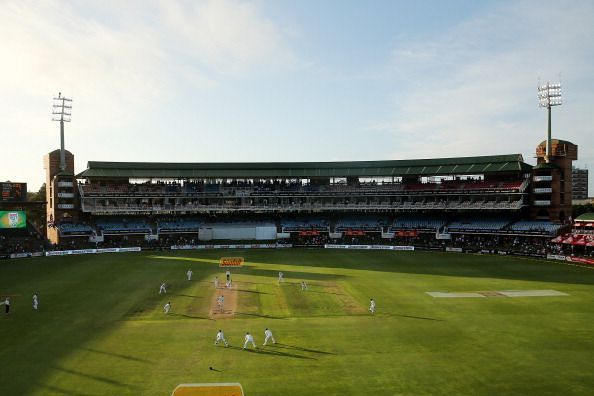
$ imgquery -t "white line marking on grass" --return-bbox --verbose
[498,290,568,297]
[426,290,569,298]
[426,292,485,298]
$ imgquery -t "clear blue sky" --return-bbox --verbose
[1,0,592,195]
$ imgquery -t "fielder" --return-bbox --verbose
[243,332,257,349]
[263,328,276,345]
[163,301,171,314]
[186,269,193,281]
[4,297,9,314]
[278,272,284,283]
[159,282,167,294]
[33,293,38,310]
[369,298,376,314]
[215,330,229,347]
[301,280,308,291]
[214,276,219,288]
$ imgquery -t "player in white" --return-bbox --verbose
[159,282,167,294]
[301,280,308,291]
[186,269,193,281]
[215,329,228,347]
[278,272,284,283]
[369,298,376,314]
[263,328,276,345]
[163,301,171,314]
[4,297,9,314]
[32,293,38,310]
[214,276,219,288]
[243,332,257,349]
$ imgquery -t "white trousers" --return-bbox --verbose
[264,335,275,345]
[243,340,256,349]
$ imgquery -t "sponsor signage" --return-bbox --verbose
[171,244,292,250]
[219,257,244,267]
[45,247,141,256]
[171,383,244,396]
[324,244,414,251]
[547,254,568,261]
[445,247,464,253]
[0,211,26,228]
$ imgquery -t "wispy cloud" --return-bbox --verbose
[375,1,594,167]
[0,0,298,188]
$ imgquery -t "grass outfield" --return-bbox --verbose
[1,249,594,395]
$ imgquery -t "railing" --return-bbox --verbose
[81,200,527,214]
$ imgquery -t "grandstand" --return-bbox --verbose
[16,145,575,255]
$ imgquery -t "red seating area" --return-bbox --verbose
[405,179,525,192]
[552,234,594,246]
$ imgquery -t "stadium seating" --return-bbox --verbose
[281,218,330,232]
[508,220,563,235]
[390,215,447,231]
[157,218,202,233]
[447,217,512,232]
[58,223,94,236]
[335,216,390,232]
[95,218,152,234]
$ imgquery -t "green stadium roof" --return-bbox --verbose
[575,213,594,222]
[76,154,532,179]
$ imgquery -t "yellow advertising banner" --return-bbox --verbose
[171,383,244,396]
[219,257,244,267]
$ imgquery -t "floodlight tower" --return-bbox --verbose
[537,82,562,163]
[52,92,73,172]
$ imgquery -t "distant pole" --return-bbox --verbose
[52,92,73,172]
[537,82,562,163]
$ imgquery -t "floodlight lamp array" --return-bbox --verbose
[537,82,562,108]
[52,95,73,122]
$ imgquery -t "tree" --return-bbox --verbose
[27,183,46,235]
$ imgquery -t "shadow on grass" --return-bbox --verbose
[241,267,347,282]
[271,343,336,355]
[391,314,444,321]
[235,289,271,295]
[36,383,98,396]
[226,345,316,360]
[239,250,594,286]
[168,293,202,299]
[234,280,271,286]
[235,311,285,320]
[170,312,214,320]
[55,366,139,390]
[83,348,153,363]
[305,289,346,296]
